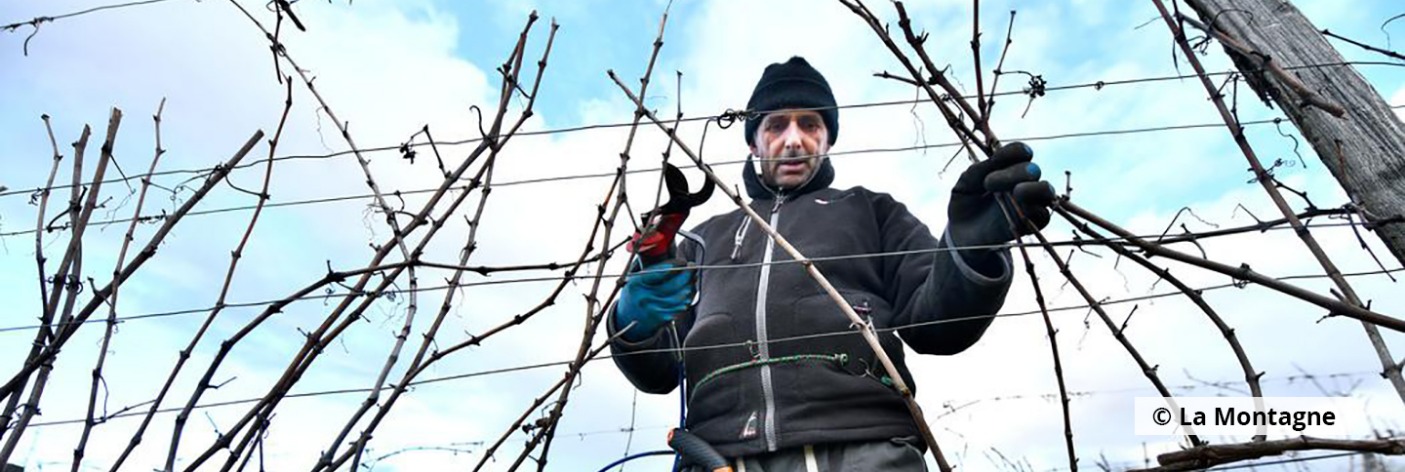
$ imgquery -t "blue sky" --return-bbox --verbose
[2,1,1405,471]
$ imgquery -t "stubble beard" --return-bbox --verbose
[762,148,823,191]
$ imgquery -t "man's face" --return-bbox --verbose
[751,110,829,191]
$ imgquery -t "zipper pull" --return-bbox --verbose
[731,197,783,261]
[731,215,751,261]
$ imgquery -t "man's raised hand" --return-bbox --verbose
[948,141,1058,249]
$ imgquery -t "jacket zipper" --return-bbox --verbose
[731,214,751,261]
[754,196,784,451]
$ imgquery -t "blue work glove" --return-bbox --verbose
[615,259,695,342]
[948,141,1058,250]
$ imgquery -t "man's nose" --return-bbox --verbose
[781,122,804,149]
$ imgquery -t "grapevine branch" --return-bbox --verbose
[0,117,79,447]
[1,109,121,465]
[526,6,675,470]
[172,10,556,472]
[72,99,167,471]
[841,0,1213,460]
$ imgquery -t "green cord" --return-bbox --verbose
[691,353,849,396]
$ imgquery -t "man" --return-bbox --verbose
[607,56,1055,471]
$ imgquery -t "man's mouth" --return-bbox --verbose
[776,160,808,174]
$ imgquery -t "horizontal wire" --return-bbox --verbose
[2,61,1399,200]
[8,98,1402,238]
[23,365,1381,430]
[1,0,178,31]
[371,356,1381,444]
[491,266,1405,376]
[0,219,1375,334]
[0,116,1295,238]
[22,264,1399,429]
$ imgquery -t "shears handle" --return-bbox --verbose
[668,428,733,472]
[629,211,688,267]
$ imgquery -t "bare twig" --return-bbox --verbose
[875,70,924,87]
[179,136,474,470]
[839,0,993,157]
[972,0,987,115]
[1153,207,1348,245]
[421,252,614,275]
[34,115,64,322]
[46,124,93,329]
[0,116,69,446]
[984,10,1017,118]
[893,1,999,148]
[73,100,165,471]
[1012,237,1078,469]
[1321,29,1405,61]
[1342,206,1397,282]
[272,0,305,32]
[529,7,673,469]
[654,69,685,213]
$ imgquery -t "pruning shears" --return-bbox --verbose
[628,163,715,266]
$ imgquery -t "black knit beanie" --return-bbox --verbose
[744,56,839,147]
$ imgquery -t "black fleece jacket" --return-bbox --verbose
[606,156,1013,458]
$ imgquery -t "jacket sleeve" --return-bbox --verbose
[875,192,1014,355]
[605,233,702,394]
[606,305,686,394]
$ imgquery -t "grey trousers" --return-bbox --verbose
[685,437,929,472]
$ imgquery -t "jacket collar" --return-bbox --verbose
[742,154,835,200]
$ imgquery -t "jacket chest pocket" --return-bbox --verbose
[781,200,883,276]
[772,290,896,359]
